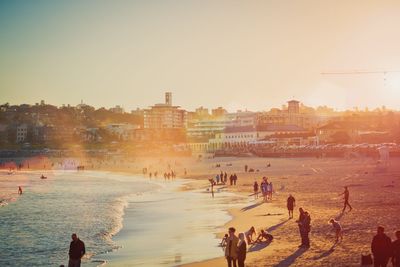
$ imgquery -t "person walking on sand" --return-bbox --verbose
[329,218,343,243]
[225,227,239,267]
[233,173,237,185]
[68,233,85,267]
[253,181,259,199]
[392,230,400,267]
[339,186,352,212]
[371,226,392,267]
[287,194,295,219]
[18,186,23,195]
[237,233,247,267]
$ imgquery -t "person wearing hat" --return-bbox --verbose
[225,227,239,267]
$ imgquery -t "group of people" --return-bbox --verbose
[253,177,273,201]
[371,227,400,267]
[213,171,238,186]
[221,226,273,267]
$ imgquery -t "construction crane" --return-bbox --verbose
[320,70,400,86]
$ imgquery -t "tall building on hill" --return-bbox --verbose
[143,92,186,129]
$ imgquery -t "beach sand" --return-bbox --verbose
[178,156,400,267]
[2,156,400,266]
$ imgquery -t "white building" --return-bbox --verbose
[106,123,140,141]
[207,125,309,152]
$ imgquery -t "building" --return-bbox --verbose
[16,124,28,143]
[207,124,309,152]
[110,105,124,114]
[317,121,362,144]
[143,92,186,129]
[226,110,258,128]
[258,100,316,130]
[106,123,140,141]
[211,107,227,117]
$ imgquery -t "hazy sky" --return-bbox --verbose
[1,0,400,112]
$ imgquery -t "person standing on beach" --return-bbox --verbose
[237,233,247,267]
[225,227,239,267]
[296,208,310,248]
[68,233,85,267]
[392,230,400,267]
[230,174,233,186]
[233,174,237,185]
[371,226,392,267]
[261,177,267,202]
[339,186,352,212]
[287,195,295,219]
[253,181,259,199]
[301,211,311,248]
[216,174,220,184]
[18,186,23,195]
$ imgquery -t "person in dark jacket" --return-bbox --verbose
[69,233,85,267]
[392,230,400,267]
[287,195,295,219]
[296,208,305,247]
[371,226,392,267]
[237,233,247,267]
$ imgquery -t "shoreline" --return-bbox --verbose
[2,156,400,266]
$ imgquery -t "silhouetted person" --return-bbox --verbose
[225,227,238,267]
[392,230,400,267]
[287,195,295,219]
[253,181,259,199]
[244,165,248,172]
[296,208,305,246]
[69,233,85,267]
[340,186,352,212]
[18,186,23,195]
[297,208,310,248]
[237,233,247,267]
[302,211,311,248]
[371,226,392,267]
[233,174,237,185]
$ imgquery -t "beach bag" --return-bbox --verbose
[361,254,373,265]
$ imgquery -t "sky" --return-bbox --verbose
[1,0,400,112]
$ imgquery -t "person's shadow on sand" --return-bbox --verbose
[266,219,290,232]
[241,202,263,212]
[248,240,272,252]
[273,247,308,267]
[335,211,345,221]
[312,242,338,260]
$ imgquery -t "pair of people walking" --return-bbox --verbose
[225,227,247,267]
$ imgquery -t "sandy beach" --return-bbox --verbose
[1,155,400,266]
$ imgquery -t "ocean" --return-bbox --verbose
[0,170,243,267]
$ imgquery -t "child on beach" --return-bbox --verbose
[329,218,343,242]
[254,229,273,243]
[245,226,256,244]
[220,234,228,247]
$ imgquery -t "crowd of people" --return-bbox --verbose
[253,177,274,201]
